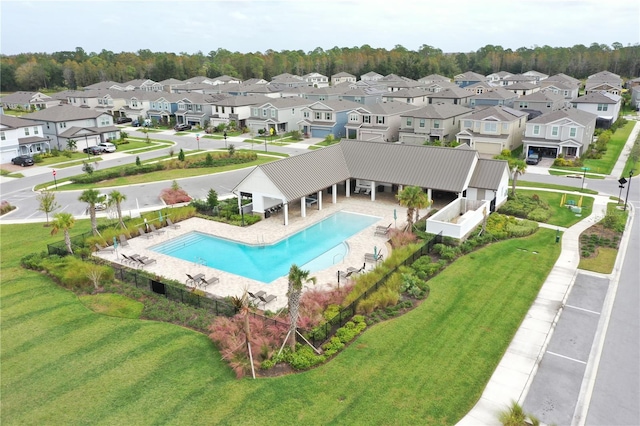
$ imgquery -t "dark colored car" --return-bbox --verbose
[116,116,133,124]
[174,123,192,131]
[131,120,141,127]
[82,146,104,155]
[525,153,540,165]
[11,155,34,166]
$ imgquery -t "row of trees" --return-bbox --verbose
[2,43,639,92]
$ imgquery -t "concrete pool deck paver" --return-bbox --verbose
[97,194,402,311]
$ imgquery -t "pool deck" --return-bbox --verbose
[96,192,412,311]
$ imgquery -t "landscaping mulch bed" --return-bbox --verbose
[579,222,621,258]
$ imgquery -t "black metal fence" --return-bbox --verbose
[47,230,94,257]
[304,231,443,347]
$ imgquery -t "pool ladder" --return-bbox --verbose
[194,256,207,267]
[333,252,344,265]
[257,235,265,248]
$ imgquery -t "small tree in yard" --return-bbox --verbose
[109,190,127,229]
[66,139,77,151]
[509,159,527,197]
[82,161,94,175]
[178,148,185,161]
[79,189,105,236]
[286,264,316,351]
[87,264,104,291]
[396,186,431,232]
[206,189,219,210]
[37,190,60,225]
[228,144,236,157]
[135,156,141,166]
[51,212,76,254]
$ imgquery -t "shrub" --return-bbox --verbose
[602,210,626,232]
[288,345,326,370]
[0,200,16,215]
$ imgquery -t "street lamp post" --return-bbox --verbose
[581,167,590,191]
[196,134,200,150]
[263,128,268,152]
[85,135,90,160]
[624,170,634,211]
[224,131,227,149]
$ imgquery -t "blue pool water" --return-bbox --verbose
[150,211,380,283]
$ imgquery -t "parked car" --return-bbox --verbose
[11,155,34,167]
[174,123,192,131]
[116,116,133,124]
[82,146,104,155]
[525,153,540,165]
[132,120,141,127]
[98,142,116,153]
[95,193,110,211]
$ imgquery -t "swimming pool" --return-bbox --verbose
[150,211,380,283]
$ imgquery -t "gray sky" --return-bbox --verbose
[1,0,638,56]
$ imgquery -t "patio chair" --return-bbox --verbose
[149,223,166,235]
[95,243,115,253]
[258,293,277,308]
[338,270,354,282]
[167,218,180,229]
[347,263,366,275]
[364,252,383,263]
[132,255,157,268]
[121,253,135,266]
[119,234,130,247]
[363,188,371,196]
[199,275,219,289]
[186,273,205,286]
[374,223,391,236]
[137,227,153,239]
[353,187,361,194]
[248,290,266,300]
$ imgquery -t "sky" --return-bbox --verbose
[1,0,639,56]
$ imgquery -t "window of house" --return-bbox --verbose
[570,127,577,137]
[59,122,66,128]
[433,120,440,129]
[187,104,193,111]
[406,118,412,126]
[0,132,5,140]
[325,113,332,120]
[484,122,497,132]
[46,123,50,129]
[304,111,310,118]
[196,105,202,112]
[463,120,472,128]
[564,90,569,96]
[83,99,87,104]
[215,106,219,113]
[319,96,326,101]
[262,109,267,117]
[533,125,540,135]
[597,104,608,111]
[355,97,362,103]
[520,102,528,108]
[315,112,321,120]
[502,123,508,132]
[349,113,358,121]
[419,119,425,128]
[546,102,551,108]
[377,116,385,124]
[132,100,138,107]
[551,126,559,136]
[363,115,371,123]
[271,109,276,118]
[252,108,259,116]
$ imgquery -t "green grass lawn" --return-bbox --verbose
[79,293,144,319]
[516,180,599,195]
[515,189,595,227]
[1,219,560,424]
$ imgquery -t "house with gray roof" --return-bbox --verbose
[454,71,487,88]
[0,114,49,163]
[21,104,120,151]
[486,71,513,85]
[65,89,128,114]
[246,97,313,135]
[0,91,60,111]
[418,74,451,84]
[146,92,188,125]
[209,94,272,129]
[456,106,528,155]
[331,72,357,86]
[421,81,459,93]
[398,104,473,145]
[232,139,509,239]
[427,87,473,106]
[174,93,229,128]
[83,81,125,91]
[571,91,621,128]
[631,86,640,111]
[540,80,580,101]
[360,71,383,81]
[344,102,421,142]
[501,74,539,86]
[159,78,184,92]
[503,82,540,97]
[338,87,386,106]
[302,85,351,102]
[522,108,597,159]
[382,88,431,106]
[523,70,549,82]
[585,70,622,95]
[302,72,329,88]
[297,100,363,138]
[122,79,165,92]
[513,91,566,114]
[545,73,581,88]
[468,87,519,108]
[268,76,311,90]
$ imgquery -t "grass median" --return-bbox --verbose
[1,219,559,424]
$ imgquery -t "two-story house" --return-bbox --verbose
[540,80,580,102]
[146,92,185,126]
[209,94,271,129]
[338,87,386,106]
[303,85,351,102]
[66,89,128,115]
[523,70,549,82]
[0,115,50,162]
[503,82,540,97]
[398,103,472,145]
[123,79,165,92]
[175,93,228,128]
[331,72,357,86]
[382,88,431,106]
[513,91,566,115]
[297,100,362,138]
[486,71,513,85]
[454,71,487,88]
[571,92,622,128]
[469,87,519,108]
[115,91,159,122]
[522,108,597,159]
[585,71,623,95]
[0,91,60,111]
[427,87,473,106]
[546,73,581,88]
[302,72,329,88]
[418,74,451,84]
[21,104,120,151]
[360,71,384,81]
[344,102,422,142]
[501,74,539,86]
[246,97,313,135]
[268,76,311,91]
[456,106,528,155]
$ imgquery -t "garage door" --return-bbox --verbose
[474,142,502,156]
[400,135,425,145]
[1,149,19,165]
[360,131,383,142]
[311,128,331,138]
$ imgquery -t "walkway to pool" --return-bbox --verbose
[96,191,430,311]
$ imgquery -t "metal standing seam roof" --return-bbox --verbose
[469,159,509,190]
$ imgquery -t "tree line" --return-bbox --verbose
[1,43,639,92]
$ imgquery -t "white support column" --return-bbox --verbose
[284,203,289,226]
[427,188,432,201]
[346,179,351,197]
[370,181,375,201]
[332,184,337,203]
[301,198,306,217]
[318,191,322,210]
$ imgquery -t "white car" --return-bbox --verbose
[98,142,116,153]
[95,193,110,211]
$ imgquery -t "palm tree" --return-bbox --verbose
[287,264,316,351]
[79,189,105,236]
[50,212,76,254]
[509,159,527,197]
[109,190,127,229]
[396,186,431,232]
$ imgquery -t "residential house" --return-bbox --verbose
[174,93,228,128]
[513,91,566,115]
[159,78,184,92]
[585,71,623,95]
[571,92,622,128]
[540,81,580,102]
[0,115,50,162]
[344,102,421,142]
[486,71,513,85]
[545,73,581,88]
[246,97,313,135]
[271,73,302,81]
[522,108,597,159]
[209,94,271,129]
[360,71,384,81]
[65,89,127,114]
[454,71,487,88]
[421,81,459,93]
[182,76,218,85]
[382,88,431,106]
[501,74,539,86]
[331,72,357,86]
[383,78,423,92]
[116,91,157,123]
[268,76,311,90]
[210,75,242,85]
[21,104,120,151]
[83,81,126,91]
[297,100,362,138]
[503,82,540,97]
[624,77,640,90]
[398,103,472,145]
[456,106,528,155]
[418,74,451,84]
[427,87,473,106]
[220,83,282,98]
[123,79,165,92]
[243,78,269,85]
[303,85,351,102]
[522,70,549,82]
[469,87,519,108]
[302,72,329,88]
[0,91,60,111]
[146,93,185,125]
[631,86,640,111]
[338,87,386,106]
[465,81,495,95]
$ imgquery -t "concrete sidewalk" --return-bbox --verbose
[457,194,613,425]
